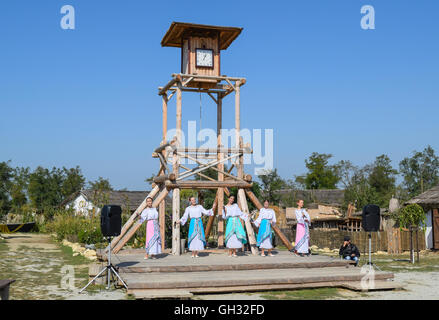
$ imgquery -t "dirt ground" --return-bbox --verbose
[0,233,127,300]
[195,269,439,300]
[1,233,438,300]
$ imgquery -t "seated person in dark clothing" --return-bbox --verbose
[339,236,360,266]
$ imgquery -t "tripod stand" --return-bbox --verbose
[365,232,381,271]
[79,237,128,293]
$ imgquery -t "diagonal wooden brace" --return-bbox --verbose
[237,189,258,255]
[106,185,160,253]
[112,187,169,254]
[245,189,294,252]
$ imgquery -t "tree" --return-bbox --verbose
[0,161,14,216]
[28,167,61,212]
[257,169,289,204]
[10,167,30,211]
[367,154,397,206]
[399,146,439,197]
[61,166,85,198]
[88,177,113,191]
[296,153,340,189]
[339,161,380,211]
[394,204,426,263]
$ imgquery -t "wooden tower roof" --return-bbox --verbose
[161,22,243,50]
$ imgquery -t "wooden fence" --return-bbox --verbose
[280,228,425,253]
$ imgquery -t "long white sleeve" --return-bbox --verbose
[295,209,305,224]
[271,210,277,225]
[139,209,148,224]
[304,209,311,223]
[180,207,190,225]
[254,212,262,227]
[200,205,213,216]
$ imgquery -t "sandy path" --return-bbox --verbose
[0,233,127,300]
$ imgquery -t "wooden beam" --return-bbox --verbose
[237,189,258,255]
[204,194,219,240]
[172,82,182,255]
[107,185,160,252]
[176,147,252,154]
[112,188,169,254]
[176,153,241,181]
[162,93,168,142]
[158,77,178,96]
[178,153,244,182]
[217,93,224,248]
[160,92,168,252]
[153,173,176,184]
[245,190,294,252]
[165,181,252,189]
[172,73,246,82]
[235,80,242,179]
[207,92,218,104]
[159,200,165,251]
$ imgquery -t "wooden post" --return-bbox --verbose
[235,80,243,178]
[205,194,219,238]
[416,226,420,263]
[159,93,168,251]
[245,190,294,251]
[217,93,224,248]
[410,226,414,264]
[172,83,182,255]
[237,189,257,255]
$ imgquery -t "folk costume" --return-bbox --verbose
[254,208,277,249]
[180,205,213,251]
[222,203,248,249]
[139,207,161,255]
[294,208,311,254]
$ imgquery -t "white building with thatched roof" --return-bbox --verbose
[61,190,155,218]
[406,185,439,250]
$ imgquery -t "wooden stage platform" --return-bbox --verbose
[95,249,402,299]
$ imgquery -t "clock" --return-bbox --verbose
[196,48,214,68]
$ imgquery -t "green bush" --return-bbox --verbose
[43,213,103,244]
[395,203,427,231]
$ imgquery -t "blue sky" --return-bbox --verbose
[1,1,438,190]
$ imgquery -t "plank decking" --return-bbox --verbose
[96,250,401,299]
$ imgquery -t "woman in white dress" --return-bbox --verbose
[222,195,249,257]
[253,199,277,257]
[137,197,161,260]
[177,196,213,258]
[294,199,311,257]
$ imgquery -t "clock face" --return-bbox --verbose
[196,49,213,68]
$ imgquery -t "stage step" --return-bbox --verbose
[127,289,194,300]
[121,266,394,290]
[119,260,351,273]
[126,279,403,299]
[340,280,405,292]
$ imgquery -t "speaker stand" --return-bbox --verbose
[365,232,381,271]
[79,237,128,293]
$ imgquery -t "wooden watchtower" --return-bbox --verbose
[108,22,293,256]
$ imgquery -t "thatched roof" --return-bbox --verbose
[286,205,345,225]
[62,190,170,212]
[276,189,345,206]
[406,185,439,210]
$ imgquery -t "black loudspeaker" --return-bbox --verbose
[362,204,380,232]
[100,205,122,237]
